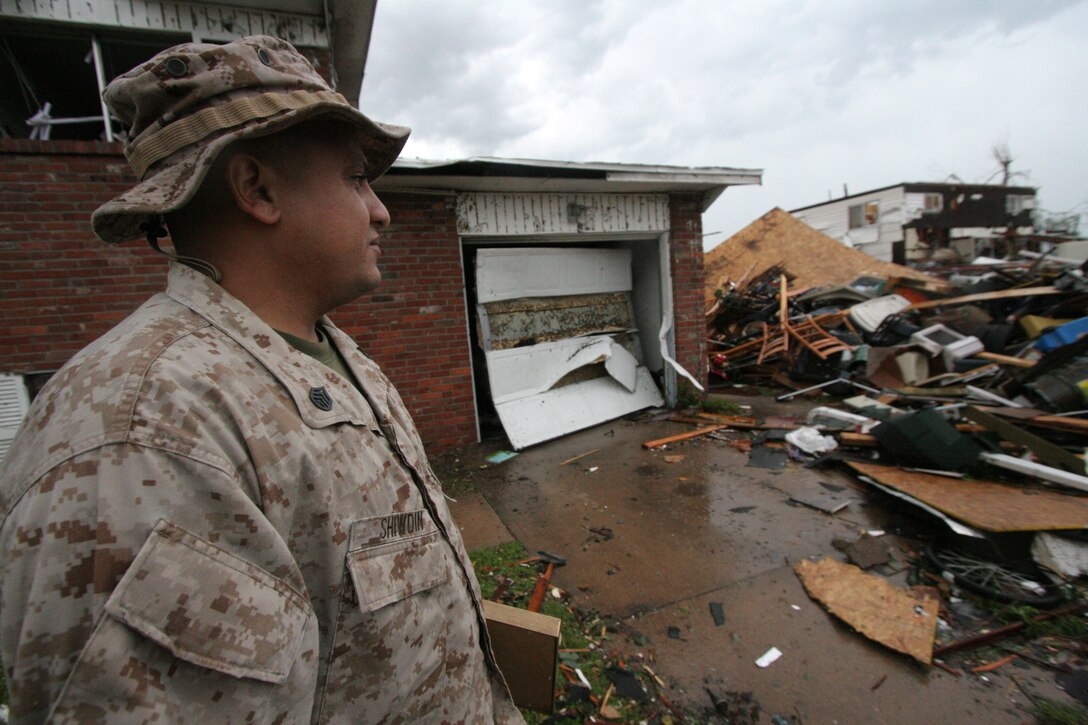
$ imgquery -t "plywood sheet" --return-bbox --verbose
[847,461,1088,531]
[703,208,937,302]
[795,557,938,664]
[476,248,632,303]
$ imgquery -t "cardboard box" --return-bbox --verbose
[483,599,561,713]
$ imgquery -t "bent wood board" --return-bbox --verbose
[847,461,1088,531]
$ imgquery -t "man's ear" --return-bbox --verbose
[225,153,282,225]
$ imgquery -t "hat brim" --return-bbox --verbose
[92,102,409,244]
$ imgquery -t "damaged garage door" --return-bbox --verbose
[476,247,664,449]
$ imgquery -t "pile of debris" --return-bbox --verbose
[696,209,1088,695]
[708,235,1088,419]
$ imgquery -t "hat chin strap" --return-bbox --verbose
[140,216,223,283]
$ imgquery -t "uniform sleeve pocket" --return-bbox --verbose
[348,511,450,613]
[103,519,309,684]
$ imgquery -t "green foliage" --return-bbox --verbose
[1032,698,1088,725]
[700,397,745,416]
[430,451,480,498]
[468,542,649,723]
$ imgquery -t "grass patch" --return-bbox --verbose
[1032,698,1088,725]
[469,542,692,723]
[699,397,745,416]
[431,449,480,498]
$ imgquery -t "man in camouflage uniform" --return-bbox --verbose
[0,35,522,724]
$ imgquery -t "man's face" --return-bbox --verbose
[275,126,391,309]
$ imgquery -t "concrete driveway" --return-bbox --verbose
[448,397,1074,723]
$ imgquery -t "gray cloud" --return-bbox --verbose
[365,0,1088,241]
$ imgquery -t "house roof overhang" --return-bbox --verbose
[376,157,763,212]
[206,0,377,107]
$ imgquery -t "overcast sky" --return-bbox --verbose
[363,1,1088,250]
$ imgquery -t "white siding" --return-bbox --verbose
[0,374,30,466]
[794,187,906,261]
[457,193,669,236]
[0,1,330,46]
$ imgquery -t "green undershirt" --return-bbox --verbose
[276,327,361,391]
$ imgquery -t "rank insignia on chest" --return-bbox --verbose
[309,385,333,411]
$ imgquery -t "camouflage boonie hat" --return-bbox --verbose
[92,35,410,244]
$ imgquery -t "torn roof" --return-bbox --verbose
[377,156,763,211]
[704,207,938,301]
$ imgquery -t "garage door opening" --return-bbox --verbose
[461,235,672,449]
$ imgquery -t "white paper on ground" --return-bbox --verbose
[1032,532,1088,578]
[785,426,839,454]
[755,647,782,668]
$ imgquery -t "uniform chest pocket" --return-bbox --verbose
[347,511,450,613]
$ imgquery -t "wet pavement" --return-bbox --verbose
[449,394,1076,723]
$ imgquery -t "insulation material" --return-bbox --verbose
[477,248,663,449]
[480,293,632,351]
[848,461,1088,532]
[795,557,939,664]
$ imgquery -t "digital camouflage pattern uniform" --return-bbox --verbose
[0,34,523,725]
[0,263,522,723]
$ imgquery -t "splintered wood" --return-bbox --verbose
[795,557,938,664]
[847,461,1088,531]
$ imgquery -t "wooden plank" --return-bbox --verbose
[975,351,1036,368]
[983,407,1088,436]
[559,448,600,466]
[839,432,878,447]
[904,286,1060,311]
[847,461,1088,532]
[963,406,1085,474]
[643,425,728,449]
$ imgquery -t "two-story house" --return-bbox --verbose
[791,182,1037,264]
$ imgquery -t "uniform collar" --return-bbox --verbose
[164,262,391,429]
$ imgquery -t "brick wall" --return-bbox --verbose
[0,140,162,373]
[0,140,709,451]
[329,193,478,451]
[668,193,709,387]
[0,140,475,451]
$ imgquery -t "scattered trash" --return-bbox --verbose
[747,446,788,470]
[709,601,726,626]
[606,667,648,702]
[486,450,519,464]
[560,448,600,465]
[755,646,783,668]
[784,426,839,454]
[663,454,686,463]
[1057,669,1088,706]
[832,534,891,570]
[795,557,939,664]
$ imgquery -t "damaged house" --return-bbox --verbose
[791,182,1037,264]
[0,2,763,456]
